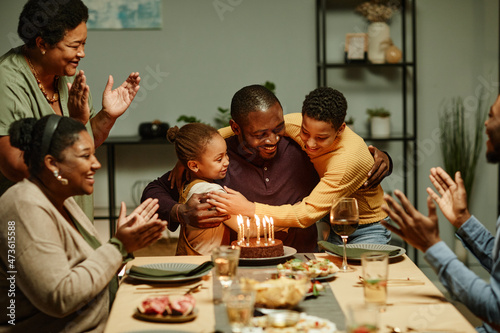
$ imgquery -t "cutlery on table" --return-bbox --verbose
[133,283,205,295]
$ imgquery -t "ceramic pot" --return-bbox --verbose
[385,45,402,63]
[370,116,391,138]
[367,22,390,64]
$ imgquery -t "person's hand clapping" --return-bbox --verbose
[67,70,91,124]
[427,167,471,229]
[114,198,167,253]
[381,190,441,252]
[101,72,141,120]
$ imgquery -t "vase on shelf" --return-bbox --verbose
[367,22,390,64]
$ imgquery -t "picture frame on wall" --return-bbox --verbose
[83,0,162,30]
[344,33,367,63]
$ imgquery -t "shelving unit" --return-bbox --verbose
[315,0,418,261]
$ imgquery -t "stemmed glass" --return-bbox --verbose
[330,197,359,272]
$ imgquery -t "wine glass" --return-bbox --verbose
[330,197,359,272]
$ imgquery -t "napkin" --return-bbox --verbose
[317,241,400,258]
[129,261,214,278]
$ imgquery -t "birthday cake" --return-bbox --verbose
[231,238,284,259]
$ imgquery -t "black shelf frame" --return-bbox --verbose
[94,136,170,237]
[315,0,418,262]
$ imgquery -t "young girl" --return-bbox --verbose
[167,123,233,255]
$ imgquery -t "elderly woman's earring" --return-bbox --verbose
[53,170,68,185]
[41,51,45,55]
[276,135,280,141]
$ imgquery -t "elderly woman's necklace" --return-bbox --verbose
[25,55,59,104]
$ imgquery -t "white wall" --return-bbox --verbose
[0,0,498,266]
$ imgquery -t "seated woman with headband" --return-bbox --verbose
[0,115,167,332]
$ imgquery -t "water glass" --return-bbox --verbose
[345,303,380,333]
[212,245,240,288]
[361,252,388,304]
[224,284,256,333]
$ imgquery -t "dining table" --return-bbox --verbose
[104,252,477,333]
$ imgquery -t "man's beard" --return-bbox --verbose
[486,140,500,163]
[487,150,500,163]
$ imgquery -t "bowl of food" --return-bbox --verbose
[239,269,310,310]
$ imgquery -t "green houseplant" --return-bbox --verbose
[367,107,391,138]
[439,96,486,203]
[439,94,487,263]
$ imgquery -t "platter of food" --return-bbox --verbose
[134,294,197,323]
[277,258,339,279]
[238,246,297,265]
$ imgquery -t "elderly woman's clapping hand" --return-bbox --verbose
[115,198,167,253]
[101,72,141,119]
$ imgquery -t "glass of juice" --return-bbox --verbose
[361,252,389,304]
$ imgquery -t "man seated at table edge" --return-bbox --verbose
[380,93,500,332]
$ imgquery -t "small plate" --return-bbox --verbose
[239,246,297,266]
[126,263,211,283]
[326,243,406,261]
[133,308,198,323]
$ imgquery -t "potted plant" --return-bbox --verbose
[367,107,391,138]
[439,94,487,264]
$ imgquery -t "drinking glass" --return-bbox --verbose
[345,303,379,333]
[330,197,359,272]
[361,252,388,304]
[212,245,240,289]
[224,284,256,333]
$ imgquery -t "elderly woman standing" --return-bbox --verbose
[0,115,167,332]
[0,0,140,220]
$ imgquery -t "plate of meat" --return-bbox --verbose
[134,294,197,323]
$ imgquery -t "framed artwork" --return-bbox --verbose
[345,33,367,63]
[83,0,162,30]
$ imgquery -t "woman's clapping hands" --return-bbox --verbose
[115,198,167,253]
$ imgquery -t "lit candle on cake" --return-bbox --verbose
[270,217,275,244]
[255,215,261,245]
[237,215,243,245]
[262,216,268,246]
[246,218,250,246]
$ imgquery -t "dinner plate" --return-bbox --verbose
[126,263,211,283]
[239,246,297,266]
[326,243,405,261]
[133,308,198,323]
